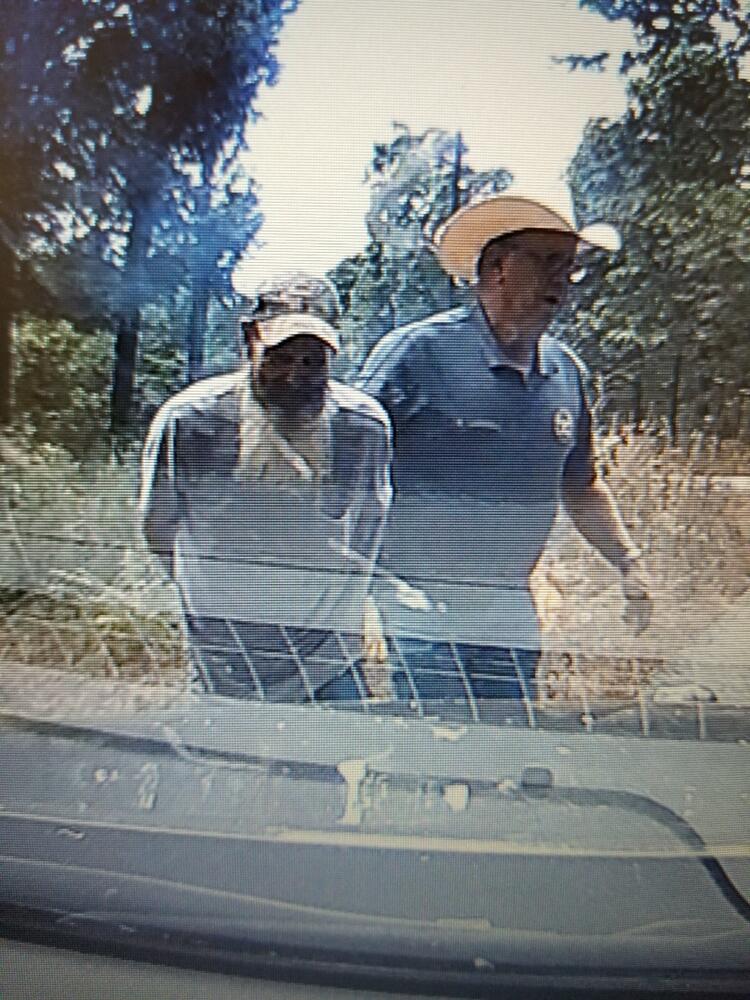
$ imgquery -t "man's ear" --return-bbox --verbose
[490,248,509,284]
[241,319,259,359]
[478,248,505,290]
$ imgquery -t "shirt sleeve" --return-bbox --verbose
[347,417,393,573]
[355,331,423,431]
[137,405,185,576]
[562,367,598,490]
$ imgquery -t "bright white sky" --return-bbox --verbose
[233,0,634,295]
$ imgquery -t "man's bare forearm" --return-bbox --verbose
[562,476,640,571]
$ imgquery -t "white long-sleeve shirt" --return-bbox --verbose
[138,372,392,636]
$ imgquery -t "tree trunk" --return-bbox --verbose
[187,280,209,383]
[448,131,462,308]
[110,313,139,433]
[0,242,13,427]
[109,194,152,433]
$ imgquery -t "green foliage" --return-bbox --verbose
[330,242,458,375]
[566,10,750,438]
[0,0,299,430]
[12,316,112,456]
[11,308,193,452]
[202,298,245,377]
[329,126,511,373]
[0,0,299,258]
[578,0,749,72]
[165,161,261,383]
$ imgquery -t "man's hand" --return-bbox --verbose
[620,558,653,635]
[362,594,389,664]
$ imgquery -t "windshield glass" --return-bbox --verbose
[1,1,749,993]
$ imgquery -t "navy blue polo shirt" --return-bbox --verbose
[356,303,596,649]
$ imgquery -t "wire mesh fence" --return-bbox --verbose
[1,597,747,742]
[1,422,748,741]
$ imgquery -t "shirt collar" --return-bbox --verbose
[470,303,559,378]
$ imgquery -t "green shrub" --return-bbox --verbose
[12,315,112,457]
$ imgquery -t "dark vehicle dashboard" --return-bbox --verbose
[1,665,748,998]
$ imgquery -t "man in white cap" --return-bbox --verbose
[139,273,392,703]
[356,195,651,718]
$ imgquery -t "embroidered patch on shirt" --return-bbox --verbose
[552,407,574,445]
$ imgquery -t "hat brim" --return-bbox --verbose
[434,196,619,282]
[248,312,340,353]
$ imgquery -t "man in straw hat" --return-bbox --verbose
[357,194,651,716]
[139,272,392,703]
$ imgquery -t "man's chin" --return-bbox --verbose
[270,396,326,425]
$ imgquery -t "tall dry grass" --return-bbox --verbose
[1,423,748,707]
[533,421,750,707]
[0,436,188,687]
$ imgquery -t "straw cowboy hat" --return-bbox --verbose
[434,195,621,282]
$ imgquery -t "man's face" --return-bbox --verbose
[484,229,579,344]
[251,334,330,422]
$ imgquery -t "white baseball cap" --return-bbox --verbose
[253,312,340,353]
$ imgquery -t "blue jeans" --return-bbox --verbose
[391,638,539,707]
[185,615,366,704]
